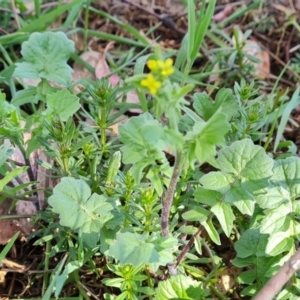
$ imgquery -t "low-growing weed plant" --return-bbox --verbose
[1,1,300,299]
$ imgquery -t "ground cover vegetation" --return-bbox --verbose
[1,0,300,299]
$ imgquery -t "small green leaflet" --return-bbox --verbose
[193,88,238,121]
[0,144,13,168]
[14,32,74,86]
[185,109,229,164]
[48,177,123,234]
[155,274,209,300]
[45,89,80,121]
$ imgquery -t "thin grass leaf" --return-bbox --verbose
[0,232,19,263]
[274,86,300,151]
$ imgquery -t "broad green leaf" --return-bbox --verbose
[217,139,273,180]
[48,177,123,234]
[14,32,74,86]
[185,110,229,163]
[260,203,291,234]
[193,88,238,121]
[11,88,39,106]
[108,232,160,266]
[119,113,168,183]
[155,274,208,300]
[108,233,178,269]
[266,233,293,256]
[194,187,222,206]
[257,157,300,210]
[211,202,235,237]
[182,207,210,222]
[45,89,80,121]
[234,229,269,259]
[201,139,273,214]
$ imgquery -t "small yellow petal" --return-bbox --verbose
[147,60,158,70]
[165,58,173,67]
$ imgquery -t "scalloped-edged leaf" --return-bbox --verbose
[14,32,74,86]
[119,112,170,185]
[155,274,209,300]
[193,88,238,121]
[108,233,177,268]
[234,229,269,259]
[48,177,123,233]
[200,139,273,215]
[185,110,229,164]
[45,89,80,121]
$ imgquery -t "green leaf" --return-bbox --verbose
[108,233,159,267]
[0,144,13,168]
[257,157,300,210]
[45,89,80,121]
[11,87,39,106]
[186,110,229,163]
[202,219,220,245]
[193,88,238,121]
[119,112,168,183]
[260,203,291,234]
[266,233,293,256]
[14,32,74,86]
[182,207,210,222]
[48,177,123,234]
[234,229,269,258]
[155,274,208,300]
[201,139,274,215]
[211,202,235,237]
[193,187,221,206]
[0,166,27,191]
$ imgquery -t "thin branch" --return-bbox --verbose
[253,248,300,300]
[161,150,182,276]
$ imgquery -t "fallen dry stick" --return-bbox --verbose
[253,248,300,300]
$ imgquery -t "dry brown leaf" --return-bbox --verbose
[215,266,242,295]
[244,40,270,79]
[213,5,234,23]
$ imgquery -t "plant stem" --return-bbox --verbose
[42,240,51,296]
[161,150,182,276]
[161,150,182,237]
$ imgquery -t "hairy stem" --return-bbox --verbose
[161,150,182,276]
[161,151,182,237]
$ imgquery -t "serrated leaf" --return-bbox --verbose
[193,88,238,121]
[48,177,123,233]
[14,32,74,86]
[45,89,80,121]
[200,139,273,214]
[185,110,229,163]
[211,202,235,237]
[257,157,300,210]
[234,229,269,258]
[155,274,208,300]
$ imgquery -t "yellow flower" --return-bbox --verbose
[160,58,174,76]
[147,59,174,77]
[140,74,162,95]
